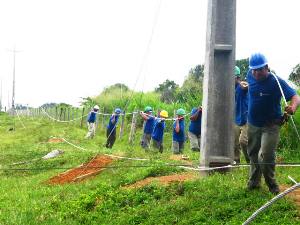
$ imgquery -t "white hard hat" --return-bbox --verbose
[94,105,100,110]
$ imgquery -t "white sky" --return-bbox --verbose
[0,0,300,108]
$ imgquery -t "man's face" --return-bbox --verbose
[252,66,268,81]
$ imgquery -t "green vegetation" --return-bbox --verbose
[0,109,300,225]
[1,62,300,224]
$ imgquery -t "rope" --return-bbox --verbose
[242,181,300,225]
[42,137,300,168]
[40,107,89,123]
[20,107,193,123]
[271,73,300,142]
[96,111,137,116]
[15,110,26,129]
[52,136,150,161]
[3,161,300,172]
[139,111,192,121]
[6,134,300,171]
[288,175,297,184]
[122,0,162,113]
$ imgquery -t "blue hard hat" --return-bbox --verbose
[249,53,268,70]
[115,108,121,114]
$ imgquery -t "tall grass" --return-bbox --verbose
[1,111,300,224]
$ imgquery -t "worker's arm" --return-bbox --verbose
[140,111,149,120]
[111,114,116,124]
[190,107,202,121]
[285,95,300,115]
[175,119,180,133]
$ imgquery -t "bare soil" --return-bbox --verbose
[48,138,64,143]
[169,155,193,165]
[124,172,199,189]
[280,185,300,209]
[48,155,113,185]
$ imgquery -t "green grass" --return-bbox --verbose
[0,112,300,225]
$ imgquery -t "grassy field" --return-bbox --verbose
[0,112,300,225]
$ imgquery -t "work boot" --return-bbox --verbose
[269,185,280,195]
[247,181,261,191]
[247,184,261,191]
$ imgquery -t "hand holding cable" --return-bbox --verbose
[284,104,297,115]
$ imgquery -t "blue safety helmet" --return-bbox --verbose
[249,53,268,70]
[114,108,122,114]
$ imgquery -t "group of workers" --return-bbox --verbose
[85,104,202,154]
[85,52,300,195]
[139,106,202,154]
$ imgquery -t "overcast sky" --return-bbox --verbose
[0,0,300,108]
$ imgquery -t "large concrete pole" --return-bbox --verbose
[200,0,236,169]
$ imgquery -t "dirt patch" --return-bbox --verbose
[48,155,113,185]
[169,155,193,165]
[124,172,199,189]
[280,185,300,209]
[48,138,64,143]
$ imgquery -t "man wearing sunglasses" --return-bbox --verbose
[246,53,300,194]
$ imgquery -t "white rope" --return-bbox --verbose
[15,110,26,129]
[49,136,300,170]
[139,111,192,121]
[41,107,89,123]
[271,73,300,142]
[96,111,138,116]
[243,180,300,225]
[60,137,87,151]
[56,136,150,161]
[288,175,297,184]
[29,107,194,123]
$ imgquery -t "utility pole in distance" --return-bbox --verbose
[7,47,22,115]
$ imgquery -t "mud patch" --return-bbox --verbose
[48,155,113,185]
[280,185,300,210]
[124,172,198,189]
[48,138,64,143]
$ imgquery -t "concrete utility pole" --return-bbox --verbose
[8,47,22,115]
[200,0,236,170]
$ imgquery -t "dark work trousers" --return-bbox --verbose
[106,127,116,148]
[152,139,163,153]
[247,123,280,190]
